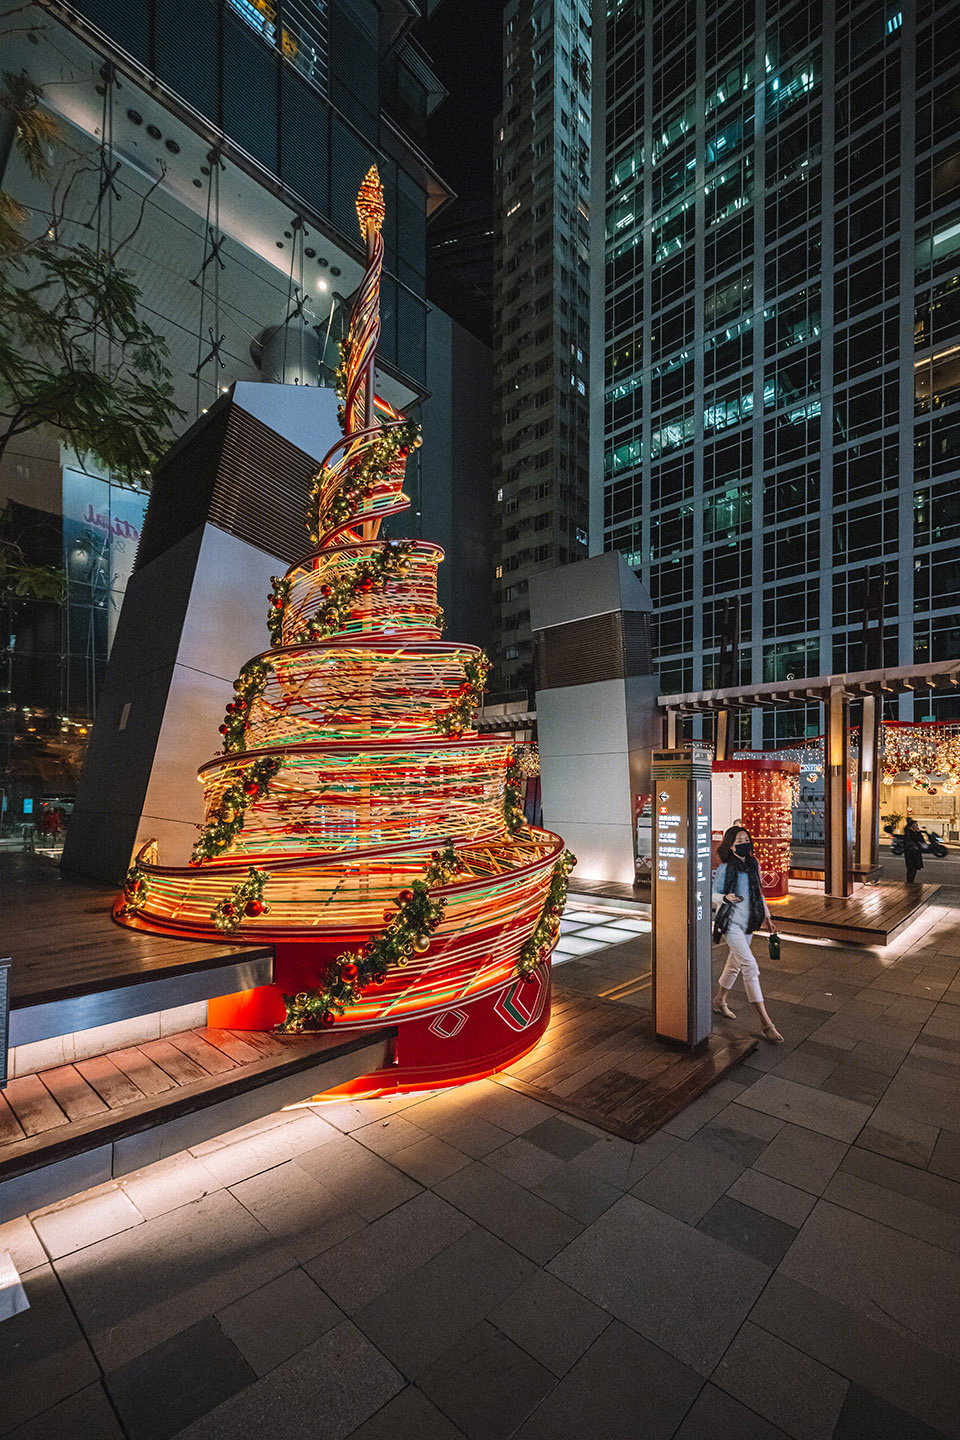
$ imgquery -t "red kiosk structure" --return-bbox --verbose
[115,170,573,1095]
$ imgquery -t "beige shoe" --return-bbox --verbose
[713,999,736,1019]
[762,1024,784,1044]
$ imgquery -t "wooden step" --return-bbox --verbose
[0,1023,394,1217]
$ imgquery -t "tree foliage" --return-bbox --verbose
[0,66,185,479]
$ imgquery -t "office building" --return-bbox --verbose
[595,0,960,744]
[492,0,593,700]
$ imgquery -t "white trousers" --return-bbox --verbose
[719,922,764,1002]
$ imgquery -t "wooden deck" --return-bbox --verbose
[2,852,270,1013]
[0,1023,394,1187]
[770,881,941,945]
[493,987,755,1142]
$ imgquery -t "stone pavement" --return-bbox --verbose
[0,896,958,1440]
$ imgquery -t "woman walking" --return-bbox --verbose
[903,818,924,885]
[712,825,783,1043]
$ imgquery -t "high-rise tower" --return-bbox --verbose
[492,0,593,700]
[596,0,960,744]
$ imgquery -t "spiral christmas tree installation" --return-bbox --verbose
[114,168,574,1092]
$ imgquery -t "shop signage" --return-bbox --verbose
[652,747,713,1047]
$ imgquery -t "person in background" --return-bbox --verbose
[712,824,783,1043]
[903,817,924,885]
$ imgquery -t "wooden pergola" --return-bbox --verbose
[659,659,960,898]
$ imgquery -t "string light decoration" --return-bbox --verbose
[114,168,573,1088]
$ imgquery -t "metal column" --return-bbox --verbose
[824,687,853,897]
[855,694,881,876]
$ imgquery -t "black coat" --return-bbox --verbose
[903,830,924,870]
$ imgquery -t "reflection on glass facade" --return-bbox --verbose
[599,0,960,743]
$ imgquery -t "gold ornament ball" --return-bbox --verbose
[413,934,431,953]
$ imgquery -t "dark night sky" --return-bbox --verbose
[423,0,504,210]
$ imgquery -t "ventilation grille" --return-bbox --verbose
[536,610,653,689]
[136,402,319,571]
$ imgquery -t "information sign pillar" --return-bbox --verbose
[651,747,713,1047]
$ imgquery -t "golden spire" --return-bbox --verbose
[356,165,385,236]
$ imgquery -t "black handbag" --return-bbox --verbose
[712,899,733,944]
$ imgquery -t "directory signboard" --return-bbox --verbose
[652,748,713,1047]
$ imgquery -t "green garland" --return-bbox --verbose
[212,867,270,932]
[118,862,149,915]
[516,849,577,981]
[219,658,272,753]
[438,652,490,737]
[266,575,292,647]
[307,419,422,544]
[504,754,526,835]
[289,540,417,643]
[191,755,282,864]
[280,841,466,1031]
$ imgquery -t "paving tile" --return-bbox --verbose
[306,1191,472,1314]
[54,1189,293,1371]
[103,1314,254,1440]
[483,1136,565,1188]
[217,1267,344,1375]
[435,1162,582,1264]
[173,1319,404,1440]
[819,1064,891,1107]
[822,1170,960,1255]
[389,1135,473,1186]
[0,1216,46,1275]
[120,1154,222,1220]
[2,1383,124,1440]
[697,1196,798,1267]
[749,1273,960,1440]
[31,1186,143,1260]
[623,1129,682,1185]
[0,1263,100,1433]
[532,1161,622,1224]
[752,1123,849,1195]
[778,1199,960,1365]
[352,1227,535,1379]
[840,1145,960,1215]
[488,1269,610,1377]
[690,1103,784,1167]
[846,1041,907,1075]
[929,1129,960,1182]
[352,1115,431,1158]
[547,1194,769,1375]
[879,1073,960,1134]
[550,936,607,956]
[733,1075,872,1143]
[229,1159,366,1263]
[713,1320,848,1440]
[661,1078,748,1139]
[456,1082,554,1135]
[671,1383,791,1440]
[630,1140,744,1224]
[194,1111,340,1186]
[855,1109,939,1169]
[417,1321,555,1440]
[832,1383,953,1440]
[346,1385,467,1439]
[512,1319,702,1440]
[398,1104,513,1159]
[295,1134,422,1220]
[522,1117,600,1161]
[769,1050,838,1087]
[725,1170,817,1229]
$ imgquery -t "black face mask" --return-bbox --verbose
[734,843,751,857]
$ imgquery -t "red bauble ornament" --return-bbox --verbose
[222,902,235,916]
[398,889,414,903]
[320,584,332,597]
[382,910,395,923]
[341,962,359,983]
[225,703,235,714]
[245,899,265,917]
[243,782,260,796]
[522,970,537,984]
[320,1010,336,1027]
[372,971,387,985]
[219,724,229,735]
